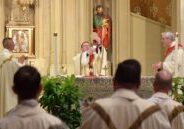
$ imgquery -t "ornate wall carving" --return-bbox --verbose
[130,0,172,26]
[5,0,35,26]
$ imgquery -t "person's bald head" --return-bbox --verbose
[153,70,172,92]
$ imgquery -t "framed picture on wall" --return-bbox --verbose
[6,26,35,57]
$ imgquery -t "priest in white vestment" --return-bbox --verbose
[153,32,184,77]
[92,32,108,76]
[73,41,95,76]
[148,70,184,129]
[0,66,69,129]
[0,38,25,117]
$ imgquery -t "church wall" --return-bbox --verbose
[0,0,180,76]
[130,0,172,26]
[130,13,146,75]
[130,13,171,75]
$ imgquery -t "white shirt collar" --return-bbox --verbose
[151,92,171,99]
[2,48,10,53]
[20,99,38,107]
[112,88,141,101]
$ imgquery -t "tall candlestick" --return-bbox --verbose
[175,32,179,49]
[175,32,179,76]
[54,33,58,75]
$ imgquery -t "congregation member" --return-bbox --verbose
[148,70,184,129]
[0,38,26,117]
[153,31,184,77]
[0,66,69,129]
[80,59,171,129]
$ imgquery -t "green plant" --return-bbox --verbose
[171,77,184,104]
[39,75,83,129]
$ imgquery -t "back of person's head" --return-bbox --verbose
[154,70,172,92]
[162,32,175,42]
[13,65,41,100]
[113,59,141,90]
[2,37,12,48]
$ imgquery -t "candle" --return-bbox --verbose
[53,32,58,75]
[175,32,179,76]
[175,32,179,49]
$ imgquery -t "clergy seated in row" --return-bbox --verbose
[0,66,69,129]
[73,40,108,76]
[80,59,171,129]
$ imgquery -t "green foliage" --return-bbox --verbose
[39,75,83,129]
[172,77,184,104]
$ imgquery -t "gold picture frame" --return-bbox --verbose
[6,26,35,57]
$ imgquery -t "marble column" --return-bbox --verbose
[62,0,91,74]
[113,0,131,72]
[77,0,92,50]
[34,0,52,75]
[49,0,62,76]
[178,0,184,43]
[173,0,184,44]
[0,0,4,49]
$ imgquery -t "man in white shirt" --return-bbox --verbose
[0,38,26,117]
[0,66,69,129]
[148,70,184,129]
[80,59,171,129]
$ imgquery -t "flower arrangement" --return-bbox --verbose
[171,77,184,104]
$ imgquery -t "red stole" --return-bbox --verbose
[89,53,94,66]
[164,44,183,58]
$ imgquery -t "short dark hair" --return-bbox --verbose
[113,59,141,88]
[13,65,41,100]
[96,5,103,11]
[2,37,12,48]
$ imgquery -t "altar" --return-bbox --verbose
[76,76,154,101]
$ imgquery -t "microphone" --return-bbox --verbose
[86,53,89,57]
